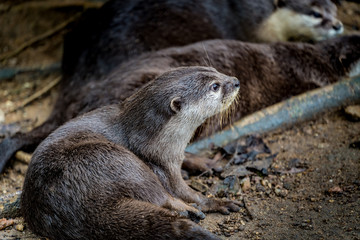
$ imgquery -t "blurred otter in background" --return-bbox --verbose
[62,0,343,80]
[1,34,359,173]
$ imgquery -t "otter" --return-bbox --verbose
[63,0,343,80]
[1,35,360,173]
[21,67,241,240]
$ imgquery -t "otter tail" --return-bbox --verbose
[24,198,219,240]
[0,118,61,173]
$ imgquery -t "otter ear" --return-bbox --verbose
[339,54,345,64]
[274,0,286,8]
[170,97,182,113]
[339,54,350,68]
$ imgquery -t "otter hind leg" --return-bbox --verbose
[90,199,219,240]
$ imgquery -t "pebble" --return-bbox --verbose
[256,184,266,192]
[274,186,288,198]
[240,177,251,192]
[0,218,14,230]
[283,181,292,190]
[328,186,343,193]
[15,224,24,232]
[344,105,360,121]
[261,179,271,188]
[318,143,330,149]
[238,225,245,231]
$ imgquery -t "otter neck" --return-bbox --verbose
[115,101,204,167]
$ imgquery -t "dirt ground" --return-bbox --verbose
[0,1,359,239]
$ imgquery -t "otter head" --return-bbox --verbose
[121,67,240,160]
[163,67,240,125]
[258,0,343,42]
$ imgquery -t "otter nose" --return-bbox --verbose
[233,78,240,88]
[333,22,343,31]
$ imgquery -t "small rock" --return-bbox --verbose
[15,224,24,232]
[0,218,14,230]
[275,188,282,195]
[344,105,360,121]
[256,184,266,192]
[238,225,245,231]
[240,177,251,192]
[318,143,330,149]
[261,179,271,188]
[223,175,241,194]
[213,175,241,197]
[274,186,288,198]
[283,181,292,190]
[288,158,300,169]
[328,186,343,193]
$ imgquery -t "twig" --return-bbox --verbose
[15,151,32,165]
[10,1,104,11]
[6,76,61,114]
[0,63,61,80]
[0,13,81,61]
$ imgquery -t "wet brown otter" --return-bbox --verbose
[63,0,343,79]
[1,35,360,172]
[21,67,241,240]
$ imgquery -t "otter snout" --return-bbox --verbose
[221,77,240,108]
[224,77,240,94]
[332,21,343,31]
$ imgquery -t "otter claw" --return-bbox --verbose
[219,207,230,215]
[188,210,206,223]
[178,208,206,223]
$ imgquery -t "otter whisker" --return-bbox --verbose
[202,43,213,67]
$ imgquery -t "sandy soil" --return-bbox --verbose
[0,1,359,239]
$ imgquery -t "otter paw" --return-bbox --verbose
[202,198,243,215]
[178,207,206,223]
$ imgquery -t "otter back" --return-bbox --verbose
[62,0,342,80]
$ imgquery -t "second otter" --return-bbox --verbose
[21,67,241,240]
[1,35,360,173]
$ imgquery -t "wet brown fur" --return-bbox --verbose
[63,0,342,79]
[21,67,241,240]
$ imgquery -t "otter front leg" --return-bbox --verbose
[164,166,242,215]
[164,196,206,222]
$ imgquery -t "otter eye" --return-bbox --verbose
[309,10,322,18]
[211,83,220,92]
